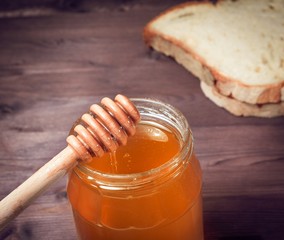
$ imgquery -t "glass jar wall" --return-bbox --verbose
[67,98,203,240]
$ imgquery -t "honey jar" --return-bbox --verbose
[67,98,203,240]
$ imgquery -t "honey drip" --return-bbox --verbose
[109,151,118,173]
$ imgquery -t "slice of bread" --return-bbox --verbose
[200,81,284,117]
[144,0,284,104]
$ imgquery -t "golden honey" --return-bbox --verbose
[67,98,203,240]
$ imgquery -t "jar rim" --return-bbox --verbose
[75,97,193,191]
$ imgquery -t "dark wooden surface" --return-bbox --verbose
[0,1,284,239]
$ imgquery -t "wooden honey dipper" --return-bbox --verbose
[0,94,140,230]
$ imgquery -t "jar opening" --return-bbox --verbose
[74,98,193,191]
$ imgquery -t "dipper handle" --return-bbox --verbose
[0,94,140,230]
[0,147,76,230]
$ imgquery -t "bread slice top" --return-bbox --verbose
[144,0,284,103]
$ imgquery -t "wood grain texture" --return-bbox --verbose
[0,1,284,239]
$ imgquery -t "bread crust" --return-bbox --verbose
[200,81,284,118]
[143,0,284,105]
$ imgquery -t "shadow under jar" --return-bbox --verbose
[67,98,204,240]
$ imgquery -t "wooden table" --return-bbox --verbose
[0,1,283,239]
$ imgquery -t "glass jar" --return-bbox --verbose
[67,98,203,240]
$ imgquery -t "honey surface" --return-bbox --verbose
[83,123,180,174]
